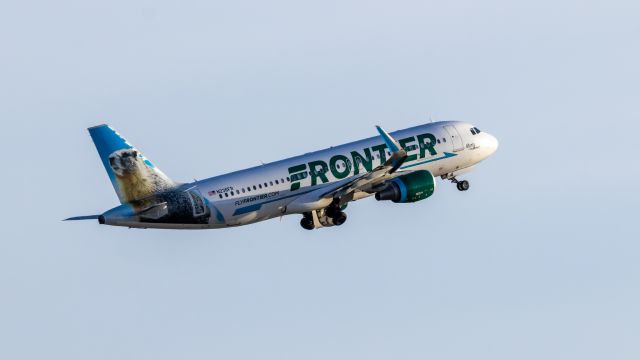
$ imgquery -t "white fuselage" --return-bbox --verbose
[180,121,497,229]
[100,121,497,229]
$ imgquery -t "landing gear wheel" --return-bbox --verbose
[300,217,315,230]
[332,212,347,226]
[457,180,470,191]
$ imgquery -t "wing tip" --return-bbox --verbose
[375,125,401,152]
[87,124,110,131]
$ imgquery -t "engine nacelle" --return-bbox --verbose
[375,170,436,203]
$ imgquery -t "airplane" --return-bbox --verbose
[66,121,498,230]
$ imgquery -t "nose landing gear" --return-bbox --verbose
[450,177,470,192]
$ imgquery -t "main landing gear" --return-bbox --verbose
[325,203,347,226]
[300,203,348,230]
[300,215,315,230]
[450,177,470,192]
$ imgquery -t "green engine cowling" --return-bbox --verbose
[375,170,436,203]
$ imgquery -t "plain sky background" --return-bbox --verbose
[1,0,639,359]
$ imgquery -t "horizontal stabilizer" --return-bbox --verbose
[64,215,100,221]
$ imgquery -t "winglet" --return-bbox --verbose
[375,126,407,173]
[376,126,401,153]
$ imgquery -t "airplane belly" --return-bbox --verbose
[228,212,259,226]
[227,199,289,226]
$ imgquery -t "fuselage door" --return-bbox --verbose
[444,125,464,152]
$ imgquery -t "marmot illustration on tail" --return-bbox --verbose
[109,149,175,203]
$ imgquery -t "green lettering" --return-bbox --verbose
[351,149,373,175]
[399,136,418,162]
[288,164,307,174]
[308,160,329,186]
[288,164,307,191]
[417,133,438,158]
[371,144,388,164]
[330,155,351,179]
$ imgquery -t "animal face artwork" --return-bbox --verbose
[109,149,142,177]
[108,148,175,203]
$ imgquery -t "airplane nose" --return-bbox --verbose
[485,133,499,155]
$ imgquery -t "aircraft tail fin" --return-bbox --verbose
[88,125,176,204]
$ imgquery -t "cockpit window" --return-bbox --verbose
[474,127,481,134]
[470,128,477,135]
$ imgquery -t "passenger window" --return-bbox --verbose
[219,194,223,199]
[242,189,245,193]
[259,184,262,189]
[270,181,274,186]
[275,180,279,185]
[224,193,229,198]
[292,172,308,181]
[443,138,447,143]
[264,182,268,187]
[286,177,290,182]
[437,139,441,144]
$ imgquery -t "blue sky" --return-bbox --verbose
[1,1,639,359]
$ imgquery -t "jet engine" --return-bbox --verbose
[375,170,436,203]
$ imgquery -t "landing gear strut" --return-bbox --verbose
[450,177,470,192]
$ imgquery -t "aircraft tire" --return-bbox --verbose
[332,212,347,226]
[300,217,315,230]
[457,180,470,191]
